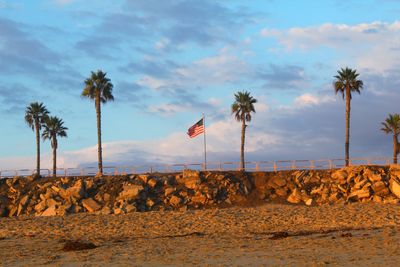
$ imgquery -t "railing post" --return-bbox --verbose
[310,160,315,170]
[255,162,260,171]
[273,162,277,172]
[328,160,333,170]
[291,160,296,170]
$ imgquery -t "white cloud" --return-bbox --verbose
[261,21,400,72]
[294,93,334,107]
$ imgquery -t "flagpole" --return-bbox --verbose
[203,113,207,170]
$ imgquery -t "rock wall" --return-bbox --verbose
[0,165,400,217]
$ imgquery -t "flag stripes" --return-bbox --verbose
[187,118,205,138]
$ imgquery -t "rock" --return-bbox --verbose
[51,186,60,193]
[82,198,101,213]
[269,176,287,188]
[354,179,368,190]
[138,174,149,184]
[372,181,386,193]
[146,198,155,208]
[164,187,175,196]
[114,208,124,215]
[389,178,400,198]
[373,195,383,203]
[191,195,207,205]
[19,195,30,207]
[169,195,182,207]
[383,196,400,204]
[275,188,288,197]
[125,204,136,213]
[8,205,18,217]
[332,170,347,181]
[60,180,85,200]
[147,178,158,188]
[46,198,60,208]
[41,205,57,217]
[181,170,201,189]
[179,205,188,212]
[118,184,143,200]
[103,193,110,202]
[329,192,341,202]
[347,189,371,201]
[287,189,302,204]
[100,206,111,215]
[304,198,313,206]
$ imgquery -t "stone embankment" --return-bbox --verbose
[1,165,400,217]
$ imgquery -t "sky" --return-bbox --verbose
[0,0,400,170]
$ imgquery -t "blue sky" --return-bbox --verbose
[1,0,400,169]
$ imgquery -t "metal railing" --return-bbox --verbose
[0,157,394,179]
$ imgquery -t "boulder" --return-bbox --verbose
[147,178,158,188]
[372,181,386,193]
[118,184,144,200]
[181,170,201,189]
[125,204,136,213]
[138,174,149,184]
[331,170,347,181]
[41,205,57,217]
[169,195,182,207]
[164,187,175,196]
[275,188,288,197]
[287,189,302,204]
[146,198,155,208]
[269,176,287,188]
[60,179,85,200]
[82,198,102,213]
[347,189,371,201]
[191,195,207,205]
[389,178,400,198]
[100,206,112,215]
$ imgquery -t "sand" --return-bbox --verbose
[1,203,400,266]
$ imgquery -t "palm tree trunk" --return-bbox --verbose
[394,135,398,164]
[345,85,351,166]
[241,119,246,171]
[35,120,40,177]
[53,137,57,178]
[96,98,103,175]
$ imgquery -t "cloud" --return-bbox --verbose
[257,64,308,90]
[294,93,334,107]
[76,0,255,57]
[260,21,400,72]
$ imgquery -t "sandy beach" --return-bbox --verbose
[1,202,399,266]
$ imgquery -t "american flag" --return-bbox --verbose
[187,118,205,138]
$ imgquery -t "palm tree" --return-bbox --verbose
[381,113,400,164]
[25,102,49,177]
[42,116,68,177]
[333,67,364,166]
[81,70,114,176]
[231,91,257,171]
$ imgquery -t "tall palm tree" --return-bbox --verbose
[381,113,400,164]
[42,116,68,177]
[25,102,49,177]
[81,70,114,176]
[333,67,363,166]
[231,91,257,171]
